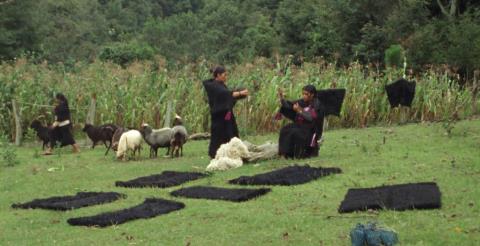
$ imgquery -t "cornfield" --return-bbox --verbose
[0,58,478,141]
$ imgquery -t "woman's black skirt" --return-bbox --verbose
[279,123,318,159]
[49,124,76,148]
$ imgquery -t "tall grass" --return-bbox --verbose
[0,58,477,140]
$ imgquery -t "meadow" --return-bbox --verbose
[1,119,479,245]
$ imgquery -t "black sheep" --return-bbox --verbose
[30,120,52,150]
[82,123,118,154]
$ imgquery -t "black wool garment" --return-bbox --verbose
[170,186,271,202]
[385,79,416,107]
[115,171,207,188]
[338,182,441,213]
[67,198,185,227]
[316,88,346,116]
[229,165,342,186]
[12,192,125,211]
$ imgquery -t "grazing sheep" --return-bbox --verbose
[170,115,188,158]
[111,127,129,153]
[206,137,249,171]
[82,123,118,153]
[140,124,173,158]
[30,120,52,150]
[116,130,143,161]
[170,125,188,158]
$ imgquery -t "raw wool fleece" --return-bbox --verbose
[206,137,249,171]
[243,140,279,163]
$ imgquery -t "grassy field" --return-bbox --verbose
[1,119,479,245]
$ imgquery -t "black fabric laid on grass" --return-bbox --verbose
[115,171,207,188]
[338,182,441,213]
[11,192,125,211]
[229,165,342,186]
[316,88,346,116]
[68,198,185,227]
[385,79,416,108]
[170,186,271,202]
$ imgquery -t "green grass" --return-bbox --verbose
[1,119,480,245]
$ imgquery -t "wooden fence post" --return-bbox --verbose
[85,94,96,146]
[12,99,22,146]
[164,100,173,128]
[473,70,479,114]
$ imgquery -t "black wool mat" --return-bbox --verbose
[115,171,207,188]
[385,78,416,108]
[338,182,441,213]
[11,192,125,211]
[229,165,342,186]
[68,198,185,227]
[316,88,346,116]
[170,186,271,202]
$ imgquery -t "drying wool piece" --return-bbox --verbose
[115,171,207,188]
[229,165,342,186]
[385,79,416,108]
[206,137,249,171]
[170,186,271,202]
[12,192,125,211]
[67,198,185,227]
[316,88,346,116]
[242,140,279,163]
[338,182,441,213]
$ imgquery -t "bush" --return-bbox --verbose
[99,41,154,66]
[0,135,19,167]
[385,44,404,68]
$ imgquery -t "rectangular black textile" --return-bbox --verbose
[170,186,271,202]
[316,88,346,116]
[338,182,442,213]
[115,171,207,188]
[385,79,416,108]
[11,192,125,211]
[229,165,342,186]
[67,198,185,227]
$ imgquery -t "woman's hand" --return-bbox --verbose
[293,103,302,113]
[52,121,59,128]
[240,89,249,97]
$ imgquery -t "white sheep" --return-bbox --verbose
[116,130,143,161]
[206,137,249,171]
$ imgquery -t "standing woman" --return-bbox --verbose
[277,85,324,158]
[44,93,80,155]
[203,66,249,158]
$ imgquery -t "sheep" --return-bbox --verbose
[116,130,143,161]
[243,140,279,163]
[170,116,188,158]
[30,120,52,150]
[82,123,118,154]
[140,123,173,158]
[111,127,129,153]
[206,137,249,171]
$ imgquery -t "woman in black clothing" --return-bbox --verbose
[202,66,249,158]
[278,85,325,159]
[44,93,80,155]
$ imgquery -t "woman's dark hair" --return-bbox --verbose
[55,93,68,104]
[211,66,226,78]
[302,85,317,96]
